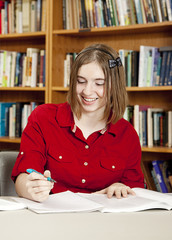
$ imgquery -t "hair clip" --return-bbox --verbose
[109,57,122,68]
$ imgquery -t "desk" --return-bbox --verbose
[0,209,172,240]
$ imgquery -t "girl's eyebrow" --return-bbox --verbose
[77,75,105,81]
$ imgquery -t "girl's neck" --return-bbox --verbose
[74,113,106,139]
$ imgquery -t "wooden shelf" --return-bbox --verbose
[0,137,21,143]
[0,87,46,91]
[0,31,46,39]
[142,146,172,153]
[53,21,172,36]
[126,86,172,91]
[52,86,69,91]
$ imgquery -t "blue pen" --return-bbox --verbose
[26,169,57,183]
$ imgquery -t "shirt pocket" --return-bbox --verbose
[100,157,126,173]
[47,147,74,163]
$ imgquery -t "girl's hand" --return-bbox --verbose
[26,170,54,202]
[15,170,54,202]
[94,183,135,199]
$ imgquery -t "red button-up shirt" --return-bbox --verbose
[11,102,145,193]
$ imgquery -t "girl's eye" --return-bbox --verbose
[77,79,86,84]
[96,81,105,86]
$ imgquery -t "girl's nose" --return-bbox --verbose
[83,83,92,95]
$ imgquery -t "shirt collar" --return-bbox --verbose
[107,118,127,136]
[56,102,74,127]
[56,102,126,136]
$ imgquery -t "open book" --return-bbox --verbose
[1,188,172,213]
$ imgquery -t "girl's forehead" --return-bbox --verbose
[78,62,104,76]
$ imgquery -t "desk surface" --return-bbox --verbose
[0,209,172,240]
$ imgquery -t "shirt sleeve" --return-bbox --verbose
[120,127,145,188]
[11,107,47,181]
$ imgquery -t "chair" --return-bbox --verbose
[0,151,18,196]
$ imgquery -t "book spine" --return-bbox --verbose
[152,160,168,193]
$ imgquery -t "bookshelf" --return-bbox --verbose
[49,0,172,190]
[0,0,50,150]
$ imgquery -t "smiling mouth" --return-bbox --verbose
[82,97,98,102]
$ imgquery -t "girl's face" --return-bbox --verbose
[76,61,107,116]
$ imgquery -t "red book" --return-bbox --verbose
[0,1,4,34]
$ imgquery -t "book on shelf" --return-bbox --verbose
[37,0,42,31]
[41,0,46,31]
[159,51,168,86]
[0,1,4,34]
[0,102,14,137]
[63,52,76,87]
[1,101,39,138]
[62,0,172,29]
[2,188,172,213]
[124,106,172,148]
[64,46,172,88]
[22,0,31,33]
[0,0,46,34]
[152,160,172,193]
[0,48,45,88]
[30,0,37,32]
[38,49,45,87]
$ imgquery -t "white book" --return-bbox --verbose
[138,46,157,87]
[147,108,163,147]
[16,0,23,33]
[11,0,15,33]
[154,0,162,22]
[26,48,39,86]
[116,0,125,26]
[168,111,172,147]
[22,56,27,87]
[166,0,172,21]
[31,52,38,87]
[21,104,29,132]
[6,188,172,213]
[5,51,12,87]
[10,52,17,87]
[0,51,4,86]
[139,111,143,146]
[31,0,37,32]
[22,0,31,32]
[134,105,139,137]
[63,59,68,87]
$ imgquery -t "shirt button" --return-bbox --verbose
[82,179,86,183]
[21,152,24,155]
[85,145,89,149]
[84,162,88,166]
[112,165,115,169]
[59,156,62,159]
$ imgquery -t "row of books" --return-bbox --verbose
[151,160,172,193]
[120,45,172,87]
[63,45,172,87]
[124,105,172,147]
[63,0,172,30]
[0,48,46,88]
[137,45,172,87]
[0,102,39,138]
[0,0,46,34]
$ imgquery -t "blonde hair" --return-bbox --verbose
[67,44,128,124]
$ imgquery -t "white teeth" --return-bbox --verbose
[83,98,96,102]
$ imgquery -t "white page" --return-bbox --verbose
[77,193,171,212]
[13,191,103,213]
[133,188,172,205]
[0,198,26,211]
